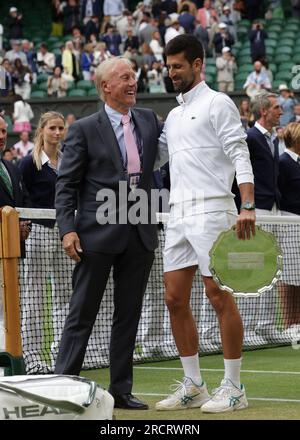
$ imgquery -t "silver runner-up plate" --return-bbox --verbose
[209,226,283,297]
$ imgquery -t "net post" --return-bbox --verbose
[0,207,26,375]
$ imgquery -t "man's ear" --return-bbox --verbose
[102,79,110,94]
[193,57,202,72]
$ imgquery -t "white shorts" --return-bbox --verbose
[163,211,237,276]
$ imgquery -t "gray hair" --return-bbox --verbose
[94,57,133,101]
[251,92,278,120]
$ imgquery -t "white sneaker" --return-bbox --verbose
[156,377,210,411]
[201,378,248,413]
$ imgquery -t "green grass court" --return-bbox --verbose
[80,346,300,420]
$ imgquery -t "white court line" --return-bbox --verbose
[134,366,300,375]
[134,392,300,403]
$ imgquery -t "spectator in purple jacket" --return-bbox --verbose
[101,24,122,56]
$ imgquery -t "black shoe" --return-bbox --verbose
[113,393,149,410]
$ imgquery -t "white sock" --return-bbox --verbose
[224,358,242,388]
[180,354,202,386]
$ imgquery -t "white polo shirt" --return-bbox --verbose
[159,81,254,214]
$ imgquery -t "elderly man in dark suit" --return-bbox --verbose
[54,57,166,410]
[0,115,30,240]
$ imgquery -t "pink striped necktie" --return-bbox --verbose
[121,114,140,174]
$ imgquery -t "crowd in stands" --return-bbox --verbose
[1,0,300,159]
[0,0,299,102]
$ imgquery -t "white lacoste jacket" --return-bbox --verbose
[159,81,254,213]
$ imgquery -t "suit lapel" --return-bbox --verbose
[95,106,125,178]
[0,161,16,201]
[253,126,274,157]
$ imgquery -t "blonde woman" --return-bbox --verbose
[19,111,72,373]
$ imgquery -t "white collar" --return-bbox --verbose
[105,103,132,126]
[285,149,299,162]
[40,150,62,166]
[176,81,207,106]
[254,121,275,138]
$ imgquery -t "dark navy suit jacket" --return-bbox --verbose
[0,160,30,256]
[246,126,281,210]
[0,160,29,208]
[55,105,163,253]
[278,152,300,215]
[19,155,58,227]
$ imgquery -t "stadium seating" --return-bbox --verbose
[30,91,47,98]
[205,65,216,76]
[204,74,214,86]
[205,58,216,66]
[37,74,49,83]
[88,88,98,96]
[68,89,87,97]
[38,81,49,92]
[4,115,13,133]
[278,62,294,72]
[75,80,94,91]
[265,39,277,48]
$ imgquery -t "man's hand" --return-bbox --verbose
[62,232,83,262]
[19,221,31,241]
[236,210,256,240]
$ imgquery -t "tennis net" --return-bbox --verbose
[13,208,300,373]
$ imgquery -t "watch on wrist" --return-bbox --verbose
[240,201,256,211]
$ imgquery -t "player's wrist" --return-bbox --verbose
[240,201,256,211]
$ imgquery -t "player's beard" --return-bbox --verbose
[172,72,196,94]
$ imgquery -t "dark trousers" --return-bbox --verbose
[54,226,154,395]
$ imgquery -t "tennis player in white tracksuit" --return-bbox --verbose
[155,35,256,414]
